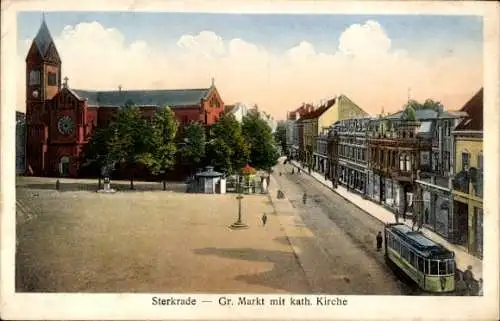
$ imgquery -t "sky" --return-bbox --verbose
[17,12,483,119]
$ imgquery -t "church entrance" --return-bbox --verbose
[59,156,70,177]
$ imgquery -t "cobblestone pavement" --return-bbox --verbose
[15,177,310,293]
[273,163,426,295]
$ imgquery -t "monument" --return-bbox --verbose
[97,165,116,194]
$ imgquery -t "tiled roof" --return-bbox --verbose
[455,88,483,131]
[34,20,54,57]
[300,98,336,120]
[71,88,211,108]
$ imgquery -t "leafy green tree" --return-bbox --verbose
[109,105,154,189]
[206,113,249,174]
[404,99,441,111]
[274,121,287,156]
[181,121,206,175]
[242,110,279,172]
[81,125,116,188]
[147,106,178,190]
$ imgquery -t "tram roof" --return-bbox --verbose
[388,223,454,258]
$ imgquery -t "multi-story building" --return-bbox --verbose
[16,111,26,175]
[330,116,375,194]
[366,109,427,219]
[286,104,313,160]
[452,88,483,258]
[412,107,464,241]
[315,128,330,177]
[302,95,368,171]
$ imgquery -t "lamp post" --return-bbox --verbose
[230,176,248,229]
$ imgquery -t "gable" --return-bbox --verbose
[44,42,61,64]
[25,41,42,62]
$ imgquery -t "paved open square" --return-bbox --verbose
[16,177,310,293]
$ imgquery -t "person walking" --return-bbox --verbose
[455,272,468,296]
[302,192,307,205]
[463,265,474,295]
[477,278,483,296]
[376,231,383,251]
[261,213,268,226]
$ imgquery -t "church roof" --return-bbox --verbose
[33,19,60,61]
[71,88,212,108]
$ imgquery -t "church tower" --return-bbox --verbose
[25,17,62,175]
[26,17,62,122]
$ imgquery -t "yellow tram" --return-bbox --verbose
[384,223,456,293]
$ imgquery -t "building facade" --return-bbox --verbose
[330,116,374,194]
[286,104,313,161]
[366,111,427,220]
[304,95,368,172]
[16,111,26,175]
[412,107,464,241]
[25,19,225,178]
[451,88,483,258]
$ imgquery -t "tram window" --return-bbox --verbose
[438,261,446,275]
[448,260,455,274]
[430,261,438,275]
[409,252,415,267]
[417,256,424,272]
[402,246,409,260]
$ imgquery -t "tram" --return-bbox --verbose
[384,223,456,293]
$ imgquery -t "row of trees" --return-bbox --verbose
[82,104,280,188]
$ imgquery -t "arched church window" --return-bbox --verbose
[29,70,40,85]
[405,154,411,171]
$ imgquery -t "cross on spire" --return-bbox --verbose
[211,77,215,87]
[63,76,69,88]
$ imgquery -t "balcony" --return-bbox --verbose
[452,171,469,194]
[390,169,413,182]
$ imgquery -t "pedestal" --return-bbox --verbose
[97,182,116,194]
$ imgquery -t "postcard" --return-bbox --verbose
[1,0,499,320]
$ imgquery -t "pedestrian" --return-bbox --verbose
[463,265,474,294]
[298,168,301,174]
[376,231,383,251]
[455,272,468,296]
[302,192,307,204]
[477,278,483,296]
[261,213,268,226]
[291,168,295,174]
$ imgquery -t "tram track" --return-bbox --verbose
[275,163,426,295]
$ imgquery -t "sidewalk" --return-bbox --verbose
[288,160,482,280]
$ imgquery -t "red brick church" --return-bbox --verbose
[25,19,225,178]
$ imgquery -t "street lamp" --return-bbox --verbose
[230,176,249,229]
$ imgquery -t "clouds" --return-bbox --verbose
[17,19,482,118]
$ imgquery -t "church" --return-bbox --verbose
[25,19,225,178]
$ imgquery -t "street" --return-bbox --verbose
[273,162,425,295]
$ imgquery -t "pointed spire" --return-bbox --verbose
[33,14,60,62]
[211,77,215,87]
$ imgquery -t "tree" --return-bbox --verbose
[147,106,178,190]
[81,124,116,188]
[274,121,287,156]
[108,104,155,189]
[403,99,441,111]
[206,113,249,174]
[242,110,279,172]
[181,121,206,175]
